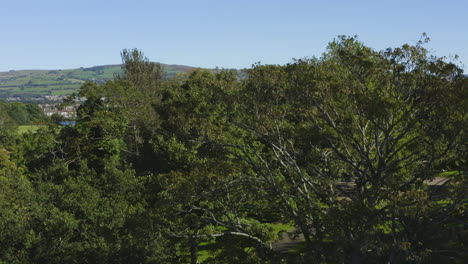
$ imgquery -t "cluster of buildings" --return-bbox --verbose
[39,104,78,118]
[4,95,70,102]
[43,95,69,101]
[38,96,85,119]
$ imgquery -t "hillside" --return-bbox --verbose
[0,64,196,101]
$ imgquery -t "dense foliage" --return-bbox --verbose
[0,37,466,264]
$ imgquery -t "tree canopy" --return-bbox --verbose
[0,37,466,264]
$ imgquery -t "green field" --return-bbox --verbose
[0,64,195,100]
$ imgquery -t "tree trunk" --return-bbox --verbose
[351,247,363,264]
[190,238,198,264]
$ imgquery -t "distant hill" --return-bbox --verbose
[0,64,196,101]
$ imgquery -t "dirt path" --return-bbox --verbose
[271,228,304,253]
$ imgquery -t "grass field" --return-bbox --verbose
[17,125,43,134]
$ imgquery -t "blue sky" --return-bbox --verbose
[1,0,467,71]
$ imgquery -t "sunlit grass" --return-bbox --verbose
[17,125,42,134]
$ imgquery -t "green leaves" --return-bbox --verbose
[1,41,466,263]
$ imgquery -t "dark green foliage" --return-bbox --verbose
[7,102,29,125]
[0,103,17,145]
[116,48,164,99]
[0,100,47,126]
[0,38,466,263]
[232,36,467,264]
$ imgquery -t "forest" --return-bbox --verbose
[0,36,466,264]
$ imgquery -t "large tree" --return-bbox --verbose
[233,36,467,263]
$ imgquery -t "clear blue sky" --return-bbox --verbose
[1,0,467,71]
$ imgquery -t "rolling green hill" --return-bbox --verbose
[0,64,195,101]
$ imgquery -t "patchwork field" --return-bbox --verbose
[0,64,195,100]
